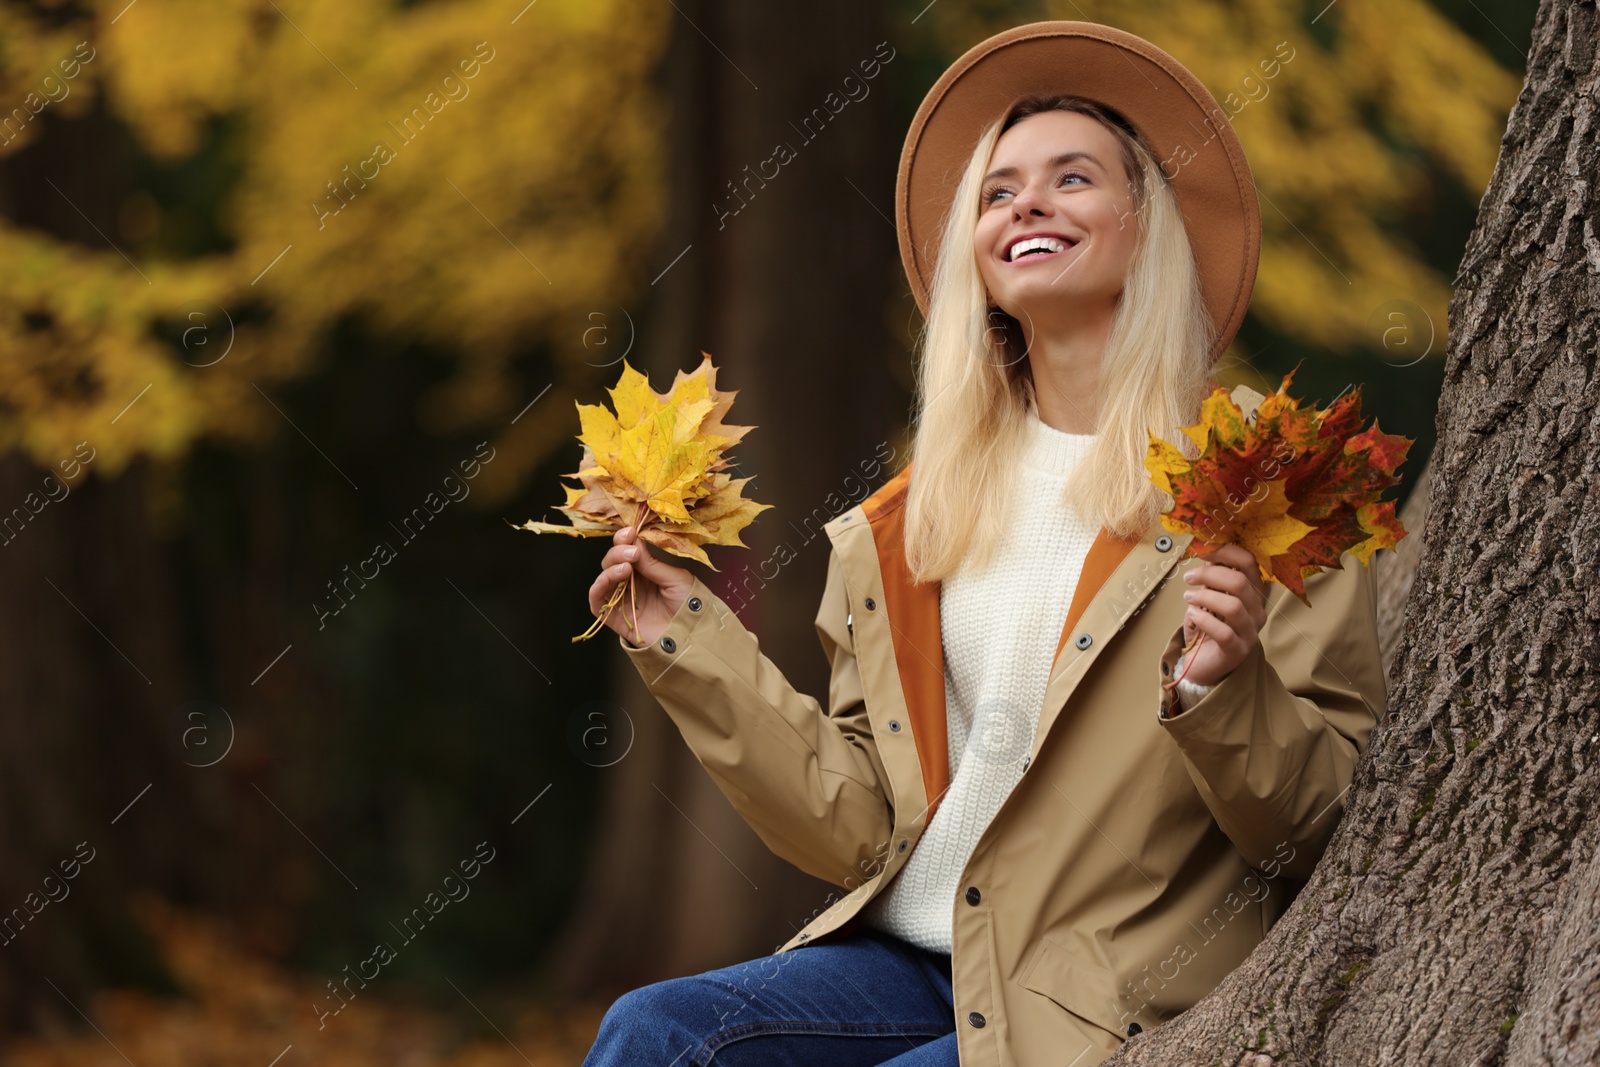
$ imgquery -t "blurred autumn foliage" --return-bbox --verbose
[1,0,670,495]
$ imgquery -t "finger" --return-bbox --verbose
[1214,555,1269,619]
[628,540,674,584]
[1191,561,1251,598]
[602,541,647,569]
[1186,603,1233,647]
[628,541,658,574]
[1191,559,1268,620]
[1211,545,1264,587]
[1184,589,1255,646]
[1185,586,1244,628]
[1215,586,1261,640]
[1214,543,1253,565]
[1203,563,1260,614]
[589,561,632,614]
[1229,551,1271,607]
[589,569,615,616]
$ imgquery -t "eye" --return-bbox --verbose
[981,168,1092,207]
[980,184,1009,207]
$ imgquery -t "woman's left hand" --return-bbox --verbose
[1176,543,1270,687]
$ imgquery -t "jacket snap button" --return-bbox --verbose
[864,597,876,611]
[1155,535,1173,552]
[1074,632,1093,650]
[687,596,702,612]
[659,636,676,653]
[1021,755,1030,771]
[897,839,908,853]
[888,720,901,732]
[968,1011,986,1028]
[1127,1022,1142,1036]
[965,886,981,905]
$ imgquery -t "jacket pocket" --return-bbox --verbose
[1018,936,1130,1042]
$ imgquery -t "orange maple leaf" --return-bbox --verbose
[1145,360,1412,608]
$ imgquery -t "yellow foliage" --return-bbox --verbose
[513,353,772,570]
[0,0,672,495]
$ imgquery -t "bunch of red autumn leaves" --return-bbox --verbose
[1146,363,1412,683]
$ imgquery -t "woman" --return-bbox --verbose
[582,21,1385,1067]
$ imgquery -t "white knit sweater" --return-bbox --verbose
[857,408,1098,954]
[858,407,1211,954]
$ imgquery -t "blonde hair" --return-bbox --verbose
[901,95,1216,583]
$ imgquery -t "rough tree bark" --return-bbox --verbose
[1375,456,1431,677]
[1120,1,1600,1063]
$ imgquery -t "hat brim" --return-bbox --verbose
[896,20,1260,364]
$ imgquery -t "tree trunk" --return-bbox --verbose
[1119,1,1600,1063]
[545,0,905,995]
[1374,454,1431,678]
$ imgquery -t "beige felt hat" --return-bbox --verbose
[896,20,1261,363]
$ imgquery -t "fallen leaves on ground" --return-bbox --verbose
[2,893,607,1067]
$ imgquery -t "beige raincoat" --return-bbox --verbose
[619,383,1387,1065]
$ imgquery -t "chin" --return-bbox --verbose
[998,293,1074,324]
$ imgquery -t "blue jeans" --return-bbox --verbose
[583,927,959,1065]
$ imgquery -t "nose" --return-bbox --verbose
[1009,178,1053,217]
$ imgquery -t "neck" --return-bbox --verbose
[1021,304,1113,435]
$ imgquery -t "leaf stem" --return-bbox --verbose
[572,501,657,643]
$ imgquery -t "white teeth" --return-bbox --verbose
[1007,235,1072,262]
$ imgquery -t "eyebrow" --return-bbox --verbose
[982,150,1105,185]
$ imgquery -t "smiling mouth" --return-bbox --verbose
[1004,236,1080,264]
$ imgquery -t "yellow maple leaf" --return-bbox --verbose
[510,352,772,641]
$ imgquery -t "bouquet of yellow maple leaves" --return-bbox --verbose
[1145,362,1411,687]
[512,353,771,642]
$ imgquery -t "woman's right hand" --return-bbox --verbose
[590,526,695,649]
